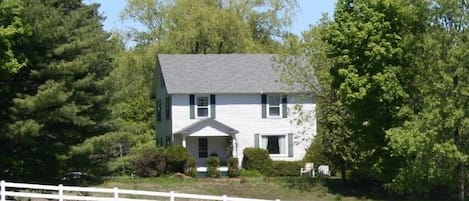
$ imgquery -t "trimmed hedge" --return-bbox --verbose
[242,147,272,173]
[267,161,303,177]
[227,157,240,178]
[133,150,166,177]
[207,156,220,178]
[184,157,197,177]
[165,145,189,173]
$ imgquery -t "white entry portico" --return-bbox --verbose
[173,118,238,167]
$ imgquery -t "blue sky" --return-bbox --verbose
[85,0,336,36]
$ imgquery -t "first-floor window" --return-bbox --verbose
[261,135,286,155]
[198,138,208,158]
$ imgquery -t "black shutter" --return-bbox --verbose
[210,94,216,118]
[189,95,195,119]
[156,99,161,121]
[254,134,260,148]
[282,95,287,118]
[261,94,267,118]
[165,96,171,120]
[288,133,293,157]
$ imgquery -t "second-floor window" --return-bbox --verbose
[197,96,209,117]
[268,95,281,117]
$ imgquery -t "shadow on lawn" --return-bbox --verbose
[279,177,456,201]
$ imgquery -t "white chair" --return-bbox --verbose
[318,165,330,176]
[300,162,315,177]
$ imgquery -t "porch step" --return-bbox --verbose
[196,167,228,172]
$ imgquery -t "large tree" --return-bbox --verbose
[277,16,355,181]
[121,0,297,52]
[387,0,469,199]
[322,0,429,183]
[0,0,115,182]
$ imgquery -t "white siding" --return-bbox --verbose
[171,94,316,163]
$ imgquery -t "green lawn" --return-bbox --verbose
[97,175,381,201]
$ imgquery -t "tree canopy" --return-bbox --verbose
[280,0,469,199]
[0,0,116,181]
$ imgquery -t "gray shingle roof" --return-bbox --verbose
[158,54,302,94]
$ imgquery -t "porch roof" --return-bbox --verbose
[174,118,239,136]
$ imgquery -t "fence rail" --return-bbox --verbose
[0,180,280,201]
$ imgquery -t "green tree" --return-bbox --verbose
[121,0,297,52]
[387,0,469,199]
[68,44,157,175]
[277,16,355,181]
[0,0,28,74]
[1,0,115,181]
[322,0,429,183]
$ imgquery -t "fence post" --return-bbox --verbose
[58,184,63,201]
[222,194,227,201]
[1,180,5,201]
[169,191,175,201]
[114,187,119,200]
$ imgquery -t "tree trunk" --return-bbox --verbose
[341,159,346,181]
[460,163,465,201]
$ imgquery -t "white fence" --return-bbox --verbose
[0,180,280,201]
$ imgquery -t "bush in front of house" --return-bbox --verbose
[165,145,189,173]
[227,157,240,178]
[184,157,197,177]
[133,149,166,177]
[242,147,272,174]
[207,156,220,178]
[267,161,303,177]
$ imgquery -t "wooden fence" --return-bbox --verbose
[0,180,280,201]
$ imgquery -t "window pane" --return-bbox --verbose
[268,95,280,106]
[262,135,286,155]
[197,97,208,106]
[269,107,280,116]
[197,108,208,117]
[267,136,280,154]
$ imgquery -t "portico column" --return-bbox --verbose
[182,135,187,148]
[232,138,237,157]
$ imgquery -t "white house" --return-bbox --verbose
[155,54,316,168]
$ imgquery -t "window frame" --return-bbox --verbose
[267,94,282,118]
[196,95,210,118]
[259,134,288,157]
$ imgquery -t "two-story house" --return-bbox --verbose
[155,54,316,168]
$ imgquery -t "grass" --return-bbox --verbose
[97,175,381,201]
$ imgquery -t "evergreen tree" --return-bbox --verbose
[1,0,115,182]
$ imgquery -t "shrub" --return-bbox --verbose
[227,157,240,178]
[133,150,166,177]
[165,145,189,173]
[267,161,303,177]
[242,147,272,174]
[207,156,220,178]
[184,157,197,177]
